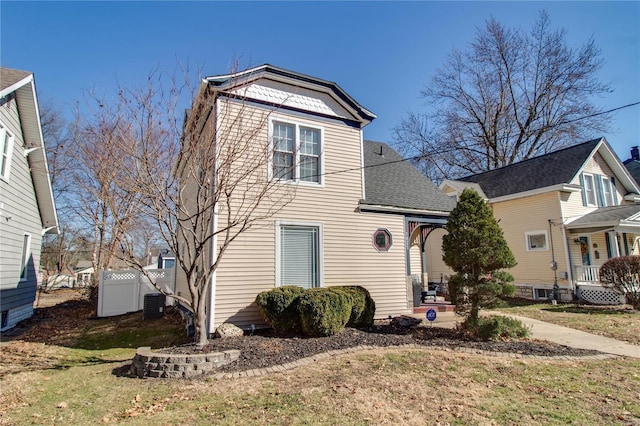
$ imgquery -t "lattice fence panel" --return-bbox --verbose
[103,271,137,281]
[577,286,625,305]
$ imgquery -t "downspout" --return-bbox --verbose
[207,93,220,337]
[558,192,575,297]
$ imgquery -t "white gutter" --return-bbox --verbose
[358,203,450,218]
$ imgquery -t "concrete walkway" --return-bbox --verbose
[410,310,640,358]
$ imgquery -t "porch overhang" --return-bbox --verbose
[358,203,450,219]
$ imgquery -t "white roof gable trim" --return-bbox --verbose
[1,70,58,234]
[230,82,342,118]
[573,137,640,195]
[204,64,376,127]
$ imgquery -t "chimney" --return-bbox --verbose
[632,146,640,161]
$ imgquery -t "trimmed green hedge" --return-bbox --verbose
[255,286,305,332]
[255,285,376,336]
[334,286,376,327]
[298,288,352,336]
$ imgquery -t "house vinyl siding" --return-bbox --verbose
[210,100,410,329]
[492,192,567,287]
[0,96,44,324]
[564,152,628,219]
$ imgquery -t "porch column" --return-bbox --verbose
[608,231,620,258]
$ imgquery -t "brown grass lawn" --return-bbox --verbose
[0,342,639,425]
[1,290,639,425]
[493,301,640,345]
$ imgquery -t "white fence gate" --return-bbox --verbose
[97,269,176,317]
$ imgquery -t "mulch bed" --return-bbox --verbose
[167,321,603,373]
[3,291,604,376]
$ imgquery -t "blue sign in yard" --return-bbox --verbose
[426,309,437,322]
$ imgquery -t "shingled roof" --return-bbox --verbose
[565,203,640,228]
[361,140,455,213]
[459,139,602,199]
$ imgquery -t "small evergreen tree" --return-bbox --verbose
[442,189,517,331]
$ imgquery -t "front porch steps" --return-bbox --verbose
[413,300,455,313]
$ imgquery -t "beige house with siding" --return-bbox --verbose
[440,138,640,304]
[176,65,455,335]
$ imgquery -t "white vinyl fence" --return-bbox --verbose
[97,269,175,317]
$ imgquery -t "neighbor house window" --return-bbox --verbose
[20,233,31,281]
[271,120,322,184]
[373,228,392,251]
[582,173,596,207]
[601,177,615,206]
[0,122,14,181]
[535,288,550,299]
[525,231,548,251]
[277,223,322,289]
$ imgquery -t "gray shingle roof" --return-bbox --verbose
[460,139,602,198]
[566,203,640,227]
[624,160,640,187]
[0,67,31,92]
[361,140,455,213]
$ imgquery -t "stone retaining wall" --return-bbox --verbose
[130,346,240,379]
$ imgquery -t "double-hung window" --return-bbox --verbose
[601,177,615,206]
[582,173,596,206]
[271,121,322,184]
[581,172,617,207]
[0,122,14,181]
[277,223,322,289]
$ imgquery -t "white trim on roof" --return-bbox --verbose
[0,73,33,98]
[358,203,450,217]
[489,183,583,204]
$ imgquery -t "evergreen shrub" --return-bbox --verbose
[255,286,305,331]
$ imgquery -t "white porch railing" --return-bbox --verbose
[573,265,600,284]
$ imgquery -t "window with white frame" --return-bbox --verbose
[0,122,14,181]
[277,223,321,289]
[271,120,322,184]
[601,177,615,206]
[582,173,596,206]
[20,233,31,281]
[525,231,548,251]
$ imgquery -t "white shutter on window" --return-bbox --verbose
[280,226,318,289]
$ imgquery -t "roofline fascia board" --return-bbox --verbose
[565,220,619,229]
[358,203,450,217]
[489,183,582,203]
[0,73,33,98]
[204,65,376,124]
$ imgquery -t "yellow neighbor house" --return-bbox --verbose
[439,138,640,304]
[176,65,455,334]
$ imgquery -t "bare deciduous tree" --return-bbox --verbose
[395,11,611,182]
[81,67,296,347]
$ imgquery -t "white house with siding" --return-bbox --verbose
[176,65,455,335]
[0,68,58,331]
[440,138,640,304]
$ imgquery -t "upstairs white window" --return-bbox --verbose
[582,173,596,206]
[525,231,548,251]
[271,121,322,184]
[601,177,615,206]
[0,122,14,181]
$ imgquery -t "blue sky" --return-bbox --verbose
[2,1,639,160]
